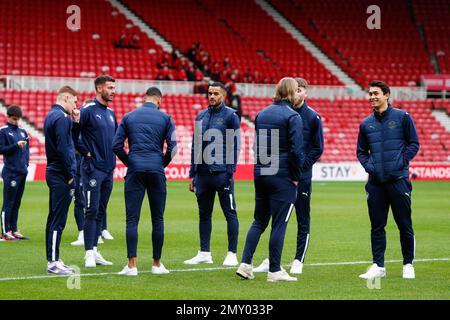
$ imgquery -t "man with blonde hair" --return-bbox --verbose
[44,85,78,274]
[236,77,305,282]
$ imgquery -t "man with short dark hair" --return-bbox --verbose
[77,75,117,268]
[185,81,241,266]
[113,87,177,276]
[357,80,419,280]
[0,105,29,241]
[44,86,78,274]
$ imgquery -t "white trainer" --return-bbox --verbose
[359,263,386,279]
[253,258,269,273]
[223,252,239,266]
[47,261,74,275]
[97,236,104,244]
[70,231,84,246]
[184,251,213,264]
[267,269,297,282]
[118,265,138,276]
[94,250,113,266]
[290,259,304,274]
[84,250,96,268]
[236,263,255,280]
[152,263,170,274]
[402,263,415,279]
[101,229,114,240]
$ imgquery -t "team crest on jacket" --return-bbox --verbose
[89,179,97,187]
[10,180,17,187]
[216,117,224,125]
[388,120,397,129]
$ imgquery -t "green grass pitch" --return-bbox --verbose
[0,180,449,300]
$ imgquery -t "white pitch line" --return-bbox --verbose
[0,258,448,282]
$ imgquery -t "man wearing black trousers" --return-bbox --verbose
[185,82,241,267]
[0,105,29,241]
[253,77,324,275]
[44,86,78,274]
[77,75,117,268]
[236,77,305,282]
[113,87,177,276]
[357,80,419,280]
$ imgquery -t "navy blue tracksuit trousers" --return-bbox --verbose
[365,178,415,267]
[124,172,166,259]
[81,159,113,250]
[1,169,27,234]
[242,176,297,272]
[194,172,239,253]
[294,179,312,262]
[45,171,74,261]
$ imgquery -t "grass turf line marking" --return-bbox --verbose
[0,257,448,282]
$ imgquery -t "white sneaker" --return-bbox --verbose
[253,258,269,273]
[85,250,96,268]
[402,263,415,279]
[71,231,84,246]
[118,265,138,276]
[267,269,297,282]
[359,263,386,279]
[97,236,104,244]
[58,259,75,272]
[184,251,213,264]
[94,250,113,266]
[101,229,114,240]
[290,259,304,274]
[47,261,74,275]
[236,263,255,280]
[152,263,170,274]
[223,252,239,266]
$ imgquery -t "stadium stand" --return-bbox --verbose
[122,0,341,85]
[269,0,435,87]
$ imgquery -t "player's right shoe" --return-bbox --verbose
[359,263,386,279]
[101,229,114,240]
[402,264,415,279]
[47,261,74,275]
[95,250,113,266]
[236,263,255,280]
[223,252,239,266]
[152,263,170,275]
[290,259,304,274]
[2,231,17,241]
[12,231,29,240]
[253,258,269,273]
[183,251,213,264]
[84,250,96,268]
[267,269,297,282]
[118,265,138,276]
[71,231,84,246]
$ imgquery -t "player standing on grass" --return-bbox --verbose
[236,77,305,282]
[0,105,30,241]
[357,80,419,280]
[185,82,241,267]
[77,75,117,268]
[253,77,324,275]
[44,86,78,274]
[113,87,177,276]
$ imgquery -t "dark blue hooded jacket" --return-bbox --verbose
[113,102,177,175]
[0,123,29,175]
[254,100,305,180]
[357,105,420,183]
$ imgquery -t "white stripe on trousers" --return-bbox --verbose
[300,234,310,263]
[51,231,57,261]
[1,211,5,234]
[229,194,234,210]
[285,204,294,222]
[87,191,91,209]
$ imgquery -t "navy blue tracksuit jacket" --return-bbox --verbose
[44,104,76,261]
[190,103,241,253]
[242,100,305,272]
[77,99,117,250]
[113,102,177,259]
[0,122,29,234]
[292,100,324,262]
[357,104,420,266]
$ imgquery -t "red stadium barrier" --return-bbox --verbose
[2,163,450,182]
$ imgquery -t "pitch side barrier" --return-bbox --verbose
[1,163,450,182]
